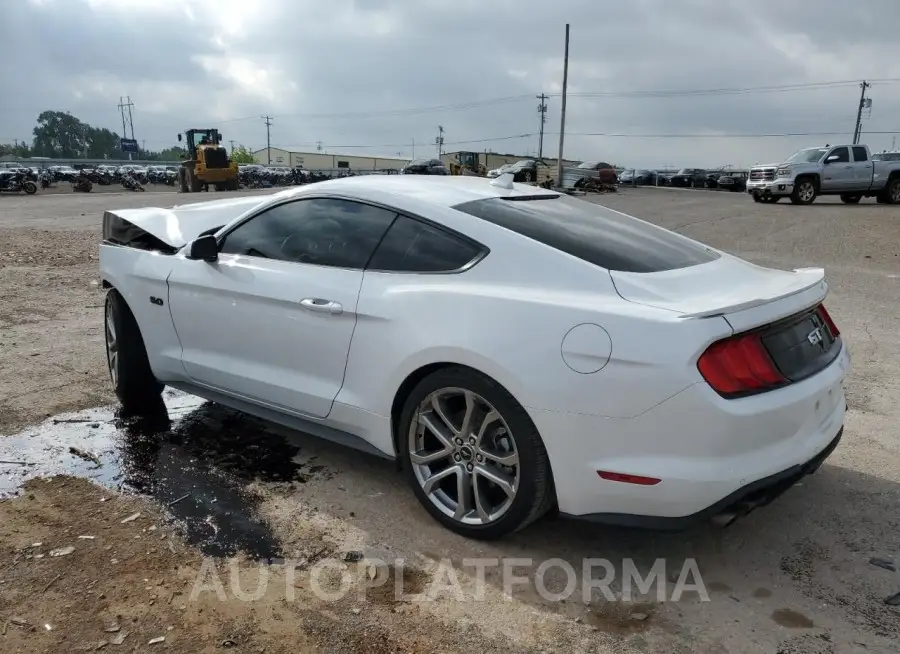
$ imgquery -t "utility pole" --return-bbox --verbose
[556,24,570,188]
[117,96,135,160]
[316,140,323,152]
[412,137,415,158]
[435,126,444,157]
[536,93,548,161]
[852,81,870,145]
[229,140,236,154]
[261,115,273,163]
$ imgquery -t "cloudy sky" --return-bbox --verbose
[3,0,900,168]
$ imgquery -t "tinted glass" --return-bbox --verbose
[454,195,719,273]
[367,216,482,272]
[220,198,395,269]
[829,147,849,163]
[852,146,868,162]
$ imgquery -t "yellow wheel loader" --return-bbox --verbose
[176,128,239,192]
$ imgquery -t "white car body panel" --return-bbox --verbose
[99,176,848,523]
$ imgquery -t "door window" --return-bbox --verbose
[828,147,850,163]
[219,198,396,269]
[852,146,868,162]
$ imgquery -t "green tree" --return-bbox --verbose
[231,144,256,164]
[0,142,31,158]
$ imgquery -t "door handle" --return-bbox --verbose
[300,298,343,315]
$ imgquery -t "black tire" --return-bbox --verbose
[398,366,555,540]
[523,171,533,183]
[790,177,817,205]
[840,193,862,204]
[884,177,900,205]
[751,192,762,203]
[104,289,163,415]
[23,181,37,195]
[689,179,696,188]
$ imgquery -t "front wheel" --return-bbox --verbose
[105,289,163,414]
[689,179,696,188]
[884,178,900,205]
[23,181,37,195]
[751,192,762,203]
[400,367,554,539]
[790,178,817,205]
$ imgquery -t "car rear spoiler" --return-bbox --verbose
[678,268,826,319]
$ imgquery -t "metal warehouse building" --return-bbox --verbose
[252,148,408,172]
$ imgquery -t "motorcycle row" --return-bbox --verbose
[0,165,156,195]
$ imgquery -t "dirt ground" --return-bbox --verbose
[1,187,898,653]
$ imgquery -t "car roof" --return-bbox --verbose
[274,174,560,208]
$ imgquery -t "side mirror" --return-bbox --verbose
[177,133,182,142]
[825,155,839,163]
[187,234,218,262]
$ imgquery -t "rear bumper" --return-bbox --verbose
[531,343,850,523]
[571,425,842,530]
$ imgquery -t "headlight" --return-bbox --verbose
[776,167,791,177]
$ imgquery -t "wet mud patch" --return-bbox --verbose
[583,601,657,634]
[364,563,430,606]
[0,389,330,560]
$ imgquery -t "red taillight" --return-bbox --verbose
[817,304,840,338]
[698,332,786,396]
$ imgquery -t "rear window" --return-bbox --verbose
[453,195,720,273]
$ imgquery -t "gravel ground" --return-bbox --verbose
[0,186,898,653]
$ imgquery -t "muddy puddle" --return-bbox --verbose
[0,389,326,560]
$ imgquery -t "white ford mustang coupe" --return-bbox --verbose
[99,174,849,539]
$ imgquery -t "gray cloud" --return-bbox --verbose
[3,0,900,167]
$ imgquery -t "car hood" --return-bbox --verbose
[105,195,272,249]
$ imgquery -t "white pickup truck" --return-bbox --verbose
[746,144,900,205]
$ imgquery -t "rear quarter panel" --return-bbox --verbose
[339,227,734,426]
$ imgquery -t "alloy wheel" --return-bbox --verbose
[408,388,520,526]
[799,182,815,202]
[891,181,900,203]
[105,303,118,387]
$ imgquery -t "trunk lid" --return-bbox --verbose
[609,254,828,332]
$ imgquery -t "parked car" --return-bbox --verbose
[669,168,708,188]
[505,160,543,183]
[620,169,661,186]
[100,175,848,539]
[705,171,725,189]
[717,172,748,192]
[748,144,900,205]
[401,159,449,175]
[871,151,900,162]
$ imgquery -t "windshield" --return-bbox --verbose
[577,161,597,169]
[785,148,828,164]
[677,168,692,175]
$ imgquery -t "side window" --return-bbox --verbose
[829,147,849,163]
[219,198,396,269]
[367,215,483,273]
[852,146,868,162]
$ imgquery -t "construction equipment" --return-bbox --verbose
[176,128,239,192]
[448,151,486,176]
